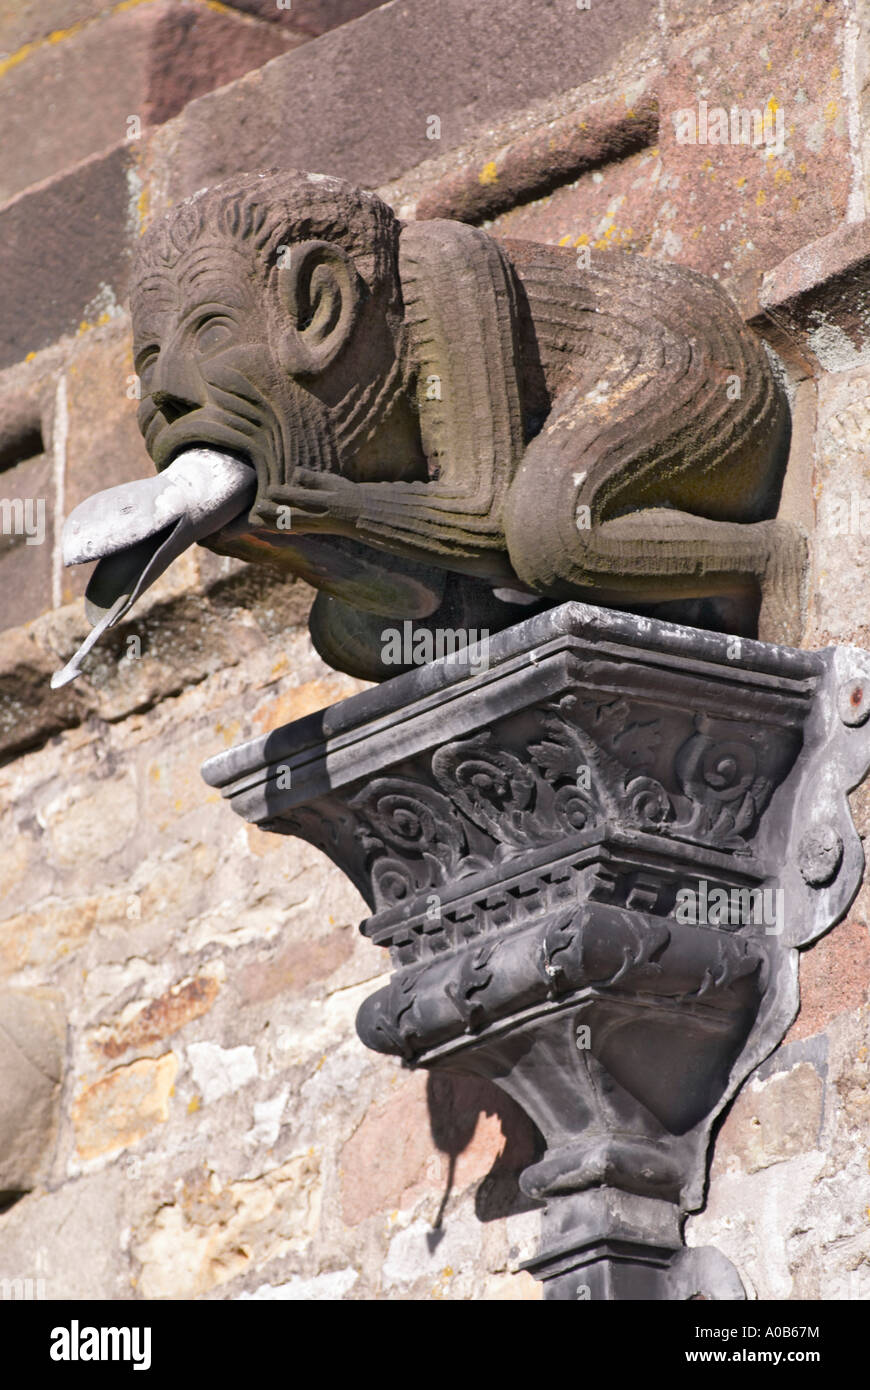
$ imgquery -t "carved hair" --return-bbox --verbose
[132,168,401,307]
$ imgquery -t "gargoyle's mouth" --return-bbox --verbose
[51,447,256,689]
[150,413,260,473]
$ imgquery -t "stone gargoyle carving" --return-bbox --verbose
[52,169,802,687]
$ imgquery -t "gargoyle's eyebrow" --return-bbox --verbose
[176,248,254,315]
[132,274,175,320]
[181,283,251,316]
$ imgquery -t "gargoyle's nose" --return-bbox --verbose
[151,387,199,423]
[148,342,206,419]
[51,448,255,689]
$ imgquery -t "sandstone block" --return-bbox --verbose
[0,446,54,628]
[758,220,870,373]
[133,1154,321,1298]
[0,1,106,55]
[0,1,295,205]
[340,1071,534,1226]
[0,1166,124,1300]
[226,0,386,36]
[0,891,133,978]
[149,0,657,206]
[417,95,659,224]
[61,318,149,602]
[238,927,355,1004]
[806,364,870,649]
[712,1062,824,1177]
[44,771,139,869]
[0,988,65,1190]
[0,145,134,372]
[91,975,221,1062]
[653,0,850,301]
[73,1053,177,1160]
[786,917,870,1044]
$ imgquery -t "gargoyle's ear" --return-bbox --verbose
[275,239,365,377]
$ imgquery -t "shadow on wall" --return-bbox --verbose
[425,1071,543,1248]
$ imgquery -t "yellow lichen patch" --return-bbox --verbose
[75,312,112,338]
[574,233,590,246]
[25,351,36,363]
[756,188,766,207]
[137,183,150,237]
[0,0,156,81]
[558,234,572,246]
[0,38,41,81]
[736,177,747,189]
[478,162,499,187]
[774,167,792,186]
[824,99,838,125]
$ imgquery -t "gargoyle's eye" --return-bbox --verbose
[135,346,159,390]
[195,317,233,354]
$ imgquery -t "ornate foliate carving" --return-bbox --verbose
[204,603,866,1300]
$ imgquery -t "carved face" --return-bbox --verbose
[133,242,279,474]
[52,173,414,687]
[131,235,372,499]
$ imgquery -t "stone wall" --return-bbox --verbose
[0,0,869,1301]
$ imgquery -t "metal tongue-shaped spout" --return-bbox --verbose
[51,448,256,689]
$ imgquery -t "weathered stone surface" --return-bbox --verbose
[758,220,870,373]
[806,363,870,649]
[147,0,657,205]
[0,1,295,205]
[238,927,355,1004]
[0,988,65,1190]
[132,1154,322,1298]
[0,556,323,763]
[487,141,661,256]
[416,94,659,224]
[340,1071,537,1227]
[478,0,853,303]
[0,891,135,979]
[0,1167,125,1300]
[663,0,747,33]
[0,446,54,628]
[688,1007,870,1299]
[226,0,386,34]
[0,0,107,55]
[658,0,850,300]
[711,1063,824,1177]
[61,317,151,602]
[73,1053,178,1160]
[0,144,135,372]
[91,974,221,1062]
[785,917,870,1043]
